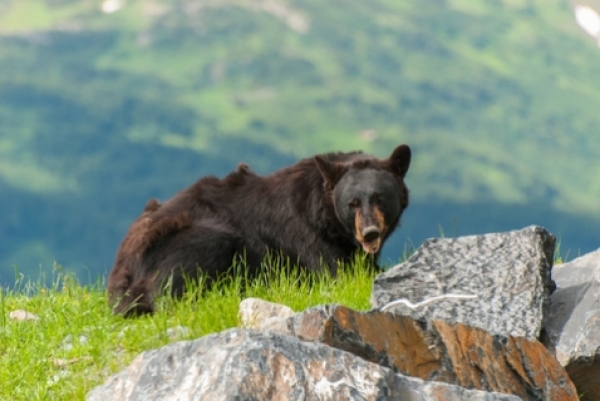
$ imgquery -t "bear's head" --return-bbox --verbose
[315,144,411,255]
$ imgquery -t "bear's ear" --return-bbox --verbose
[386,144,411,178]
[315,156,347,189]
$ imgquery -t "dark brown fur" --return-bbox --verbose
[108,148,411,316]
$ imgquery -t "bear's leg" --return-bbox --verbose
[111,277,156,317]
[114,218,262,317]
[148,219,259,299]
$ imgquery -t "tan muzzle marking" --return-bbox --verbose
[355,207,386,254]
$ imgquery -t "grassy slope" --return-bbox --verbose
[0,261,378,400]
[2,0,600,210]
[1,0,600,279]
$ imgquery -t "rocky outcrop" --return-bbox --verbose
[268,304,577,401]
[238,297,296,330]
[87,328,522,401]
[371,226,556,340]
[88,226,594,401]
[544,248,600,400]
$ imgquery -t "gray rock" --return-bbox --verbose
[544,247,600,400]
[371,226,556,340]
[238,297,296,330]
[87,328,522,401]
[9,309,39,321]
[259,315,293,333]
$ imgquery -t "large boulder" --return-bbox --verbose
[544,248,600,400]
[274,304,577,401]
[371,226,556,340]
[87,328,522,401]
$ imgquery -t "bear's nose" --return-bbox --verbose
[363,227,381,243]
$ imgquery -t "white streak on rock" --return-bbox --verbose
[381,293,478,312]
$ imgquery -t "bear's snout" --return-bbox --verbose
[361,226,382,253]
[353,206,387,254]
[362,227,381,243]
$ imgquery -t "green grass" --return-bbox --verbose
[0,257,379,400]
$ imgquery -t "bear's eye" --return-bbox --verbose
[349,199,361,209]
[371,193,380,203]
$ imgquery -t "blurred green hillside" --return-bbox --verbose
[1,0,600,283]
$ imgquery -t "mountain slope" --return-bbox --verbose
[1,0,599,282]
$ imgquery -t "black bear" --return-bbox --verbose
[107,144,411,316]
